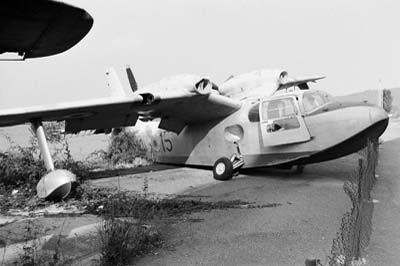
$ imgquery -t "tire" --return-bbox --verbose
[213,157,234,181]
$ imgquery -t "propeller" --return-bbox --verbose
[126,65,138,92]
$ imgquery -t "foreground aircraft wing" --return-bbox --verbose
[0,71,241,134]
[0,0,93,59]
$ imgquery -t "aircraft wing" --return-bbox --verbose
[0,88,241,134]
[0,0,93,59]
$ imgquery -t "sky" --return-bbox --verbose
[1,0,400,108]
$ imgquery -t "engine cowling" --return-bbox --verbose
[194,78,219,95]
[139,93,159,105]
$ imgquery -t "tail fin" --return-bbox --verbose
[126,65,138,92]
[106,67,126,97]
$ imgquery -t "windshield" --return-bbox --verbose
[302,91,333,113]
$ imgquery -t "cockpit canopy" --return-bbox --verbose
[248,90,335,123]
[302,90,334,114]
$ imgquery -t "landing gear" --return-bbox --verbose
[213,153,245,181]
[31,121,76,201]
[213,142,245,181]
[213,157,233,181]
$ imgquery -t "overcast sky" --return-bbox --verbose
[1,0,399,108]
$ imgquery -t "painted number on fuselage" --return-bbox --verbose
[160,132,173,152]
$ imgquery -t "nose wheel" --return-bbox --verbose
[213,154,244,181]
[213,157,233,181]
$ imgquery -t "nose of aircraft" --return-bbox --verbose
[365,105,389,140]
[369,106,389,124]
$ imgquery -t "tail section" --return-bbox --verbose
[106,67,126,97]
[126,65,138,92]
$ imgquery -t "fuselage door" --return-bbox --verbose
[259,96,311,146]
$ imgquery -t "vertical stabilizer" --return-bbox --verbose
[106,67,126,97]
[126,65,138,92]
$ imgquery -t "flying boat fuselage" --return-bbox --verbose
[151,88,388,169]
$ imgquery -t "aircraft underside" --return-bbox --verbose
[152,116,389,172]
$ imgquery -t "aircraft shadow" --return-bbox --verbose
[85,164,181,180]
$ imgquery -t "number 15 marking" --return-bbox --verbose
[160,132,173,152]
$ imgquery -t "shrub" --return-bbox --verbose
[0,146,46,189]
[104,131,149,166]
[98,217,162,266]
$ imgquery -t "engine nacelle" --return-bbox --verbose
[139,93,160,105]
[194,78,219,95]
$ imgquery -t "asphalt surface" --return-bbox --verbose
[134,157,359,266]
[366,119,400,266]
[134,119,400,266]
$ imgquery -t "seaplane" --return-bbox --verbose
[0,0,388,200]
[0,67,389,200]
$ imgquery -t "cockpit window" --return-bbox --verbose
[302,91,333,113]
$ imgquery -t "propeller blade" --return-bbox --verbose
[126,65,138,92]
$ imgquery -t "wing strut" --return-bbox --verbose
[31,121,77,201]
[32,121,54,171]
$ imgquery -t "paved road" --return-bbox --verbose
[135,157,361,266]
[366,119,400,266]
[135,120,400,266]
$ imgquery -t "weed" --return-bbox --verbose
[11,220,72,266]
[98,217,162,266]
[79,187,254,219]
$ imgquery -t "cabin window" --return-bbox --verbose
[261,98,298,121]
[248,103,260,122]
[261,98,300,132]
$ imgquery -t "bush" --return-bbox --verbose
[0,146,46,189]
[104,131,149,166]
